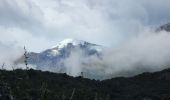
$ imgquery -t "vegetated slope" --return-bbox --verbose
[0,68,170,100]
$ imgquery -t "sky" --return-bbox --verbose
[1,0,170,78]
[0,0,170,52]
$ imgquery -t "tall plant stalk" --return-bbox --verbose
[24,46,29,70]
[69,88,75,100]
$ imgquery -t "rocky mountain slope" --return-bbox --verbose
[17,39,103,76]
[157,22,170,32]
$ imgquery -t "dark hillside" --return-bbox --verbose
[0,68,170,100]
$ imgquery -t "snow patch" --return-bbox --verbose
[51,49,60,56]
[52,38,86,49]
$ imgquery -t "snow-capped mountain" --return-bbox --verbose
[20,39,103,74]
[48,38,103,57]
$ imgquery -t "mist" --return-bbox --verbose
[63,29,170,78]
[0,42,24,70]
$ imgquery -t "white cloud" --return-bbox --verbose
[0,0,170,50]
[1,0,170,76]
[62,30,170,78]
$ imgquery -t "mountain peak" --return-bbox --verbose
[60,38,85,45]
[45,39,103,57]
[52,38,87,49]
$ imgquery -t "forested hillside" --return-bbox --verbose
[0,68,170,100]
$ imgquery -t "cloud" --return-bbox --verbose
[1,0,170,78]
[0,26,54,52]
[64,49,84,76]
[0,0,43,31]
[62,30,170,79]
[0,42,23,70]
[0,0,170,51]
